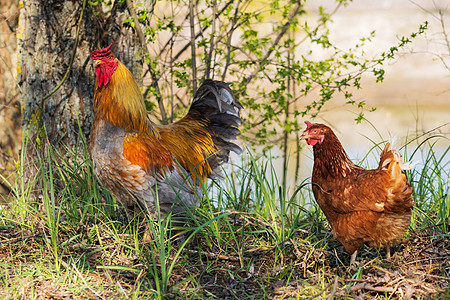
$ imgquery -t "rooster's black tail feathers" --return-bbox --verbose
[189,79,243,175]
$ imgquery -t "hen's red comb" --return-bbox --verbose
[305,121,313,129]
[91,41,113,60]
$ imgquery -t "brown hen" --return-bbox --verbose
[301,121,414,264]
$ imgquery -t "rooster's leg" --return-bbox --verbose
[350,250,358,266]
[385,247,391,260]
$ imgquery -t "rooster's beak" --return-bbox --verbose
[94,60,102,66]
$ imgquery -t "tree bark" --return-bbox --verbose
[0,0,20,199]
[16,0,141,190]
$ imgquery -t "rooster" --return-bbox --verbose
[89,42,242,217]
[301,121,414,265]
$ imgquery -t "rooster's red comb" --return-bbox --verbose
[91,41,113,60]
[305,121,313,129]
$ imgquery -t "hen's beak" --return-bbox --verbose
[299,131,309,140]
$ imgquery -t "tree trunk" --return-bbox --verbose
[0,0,20,199]
[16,0,141,190]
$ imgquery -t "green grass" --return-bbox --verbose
[0,128,448,299]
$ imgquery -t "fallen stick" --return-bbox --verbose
[372,265,394,276]
[183,249,246,262]
[351,282,395,293]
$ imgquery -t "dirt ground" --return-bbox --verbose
[0,225,448,299]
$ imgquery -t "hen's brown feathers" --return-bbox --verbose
[302,122,413,257]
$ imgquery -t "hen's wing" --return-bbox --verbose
[316,143,413,214]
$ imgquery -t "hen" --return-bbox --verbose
[301,121,414,265]
[89,42,242,217]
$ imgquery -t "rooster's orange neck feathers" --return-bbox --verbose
[92,53,149,134]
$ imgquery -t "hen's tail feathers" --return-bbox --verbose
[189,79,243,176]
[379,142,416,172]
[379,142,415,213]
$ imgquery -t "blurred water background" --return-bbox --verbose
[235,0,449,191]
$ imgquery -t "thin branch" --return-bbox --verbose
[243,90,309,133]
[350,282,395,293]
[143,0,157,26]
[182,249,248,262]
[156,13,191,59]
[171,0,234,63]
[438,9,450,71]
[282,30,292,189]
[245,0,303,86]
[222,0,241,81]
[204,0,217,79]
[126,0,169,124]
[126,0,146,47]
[0,11,18,32]
[169,1,175,122]
[438,9,450,52]
[189,0,197,91]
[0,92,19,113]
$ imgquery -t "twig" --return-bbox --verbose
[183,249,247,262]
[351,282,394,293]
[372,265,394,276]
[0,92,19,113]
[0,12,17,32]
[204,0,217,79]
[245,0,303,86]
[0,233,39,244]
[386,276,404,288]
[222,0,241,81]
[171,0,234,63]
[405,256,447,265]
[290,238,303,259]
[413,272,450,280]
[387,281,402,300]
[125,0,168,124]
[344,278,369,282]
[189,0,197,92]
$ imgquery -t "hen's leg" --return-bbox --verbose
[350,250,358,266]
[385,247,391,260]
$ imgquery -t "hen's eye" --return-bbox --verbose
[312,129,318,133]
